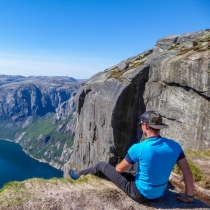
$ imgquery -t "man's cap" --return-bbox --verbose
[140,111,169,129]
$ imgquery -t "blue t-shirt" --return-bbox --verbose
[125,136,184,199]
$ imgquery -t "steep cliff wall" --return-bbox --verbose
[144,31,210,150]
[64,29,210,174]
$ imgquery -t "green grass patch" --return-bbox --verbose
[0,114,75,167]
[0,181,29,207]
[66,139,74,147]
[168,46,177,50]
[176,37,210,56]
[173,161,203,182]
[196,149,210,157]
[51,177,74,184]
[107,60,145,81]
[188,161,203,182]
[0,119,19,140]
[51,176,90,185]
[186,149,210,157]
[21,117,55,141]
[173,164,182,175]
[108,70,126,80]
[173,149,210,189]
[0,175,119,208]
[0,181,25,193]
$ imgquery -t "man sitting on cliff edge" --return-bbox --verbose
[69,110,194,203]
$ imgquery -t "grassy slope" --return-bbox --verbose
[173,149,210,189]
[0,175,108,208]
[0,115,74,166]
[0,174,209,209]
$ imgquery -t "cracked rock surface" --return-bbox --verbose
[65,29,210,174]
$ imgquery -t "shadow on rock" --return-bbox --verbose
[143,182,209,209]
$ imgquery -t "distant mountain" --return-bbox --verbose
[0,74,78,86]
[0,75,83,169]
[0,74,26,85]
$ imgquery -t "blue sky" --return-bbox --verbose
[0,0,209,79]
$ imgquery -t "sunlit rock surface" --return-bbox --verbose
[65,29,210,174]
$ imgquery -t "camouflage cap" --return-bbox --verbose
[140,111,168,129]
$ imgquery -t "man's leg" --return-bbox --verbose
[78,161,107,176]
[79,161,148,203]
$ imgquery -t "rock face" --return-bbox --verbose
[64,29,210,174]
[0,76,78,121]
[0,76,81,169]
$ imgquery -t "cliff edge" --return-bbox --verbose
[0,175,209,210]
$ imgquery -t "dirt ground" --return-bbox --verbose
[0,174,209,210]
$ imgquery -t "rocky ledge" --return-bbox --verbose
[0,175,209,210]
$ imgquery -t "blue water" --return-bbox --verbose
[0,139,63,189]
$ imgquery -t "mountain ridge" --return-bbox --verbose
[0,76,82,169]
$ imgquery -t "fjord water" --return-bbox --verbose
[0,139,63,189]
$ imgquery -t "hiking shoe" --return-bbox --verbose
[69,169,80,180]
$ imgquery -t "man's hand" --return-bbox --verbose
[176,193,194,203]
[116,159,131,173]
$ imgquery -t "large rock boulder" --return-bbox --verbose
[64,29,210,174]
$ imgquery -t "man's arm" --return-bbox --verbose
[116,158,132,173]
[176,157,194,202]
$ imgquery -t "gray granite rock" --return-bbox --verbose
[66,64,149,170]
[177,32,194,44]
[190,30,205,39]
[64,29,210,175]
[155,34,180,51]
[118,61,128,71]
